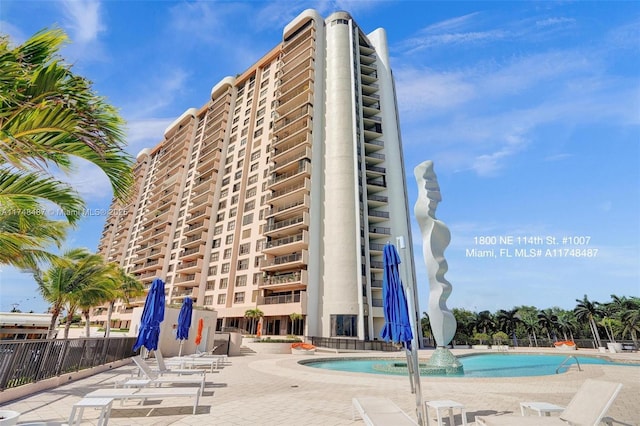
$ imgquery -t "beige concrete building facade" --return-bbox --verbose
[96,9,418,342]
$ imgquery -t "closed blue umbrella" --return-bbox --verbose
[379,242,425,425]
[380,243,413,346]
[133,278,166,352]
[176,297,193,356]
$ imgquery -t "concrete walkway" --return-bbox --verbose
[2,348,639,425]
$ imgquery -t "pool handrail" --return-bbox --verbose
[556,355,582,374]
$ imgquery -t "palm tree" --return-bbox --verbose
[244,308,264,335]
[68,276,116,338]
[474,310,494,335]
[537,308,558,342]
[621,307,640,347]
[516,308,540,347]
[556,311,578,341]
[34,248,88,337]
[103,268,144,338]
[574,295,603,347]
[1,29,133,266]
[496,308,521,346]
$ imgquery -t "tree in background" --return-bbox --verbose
[0,29,133,268]
[496,308,521,346]
[574,295,604,348]
[103,268,144,337]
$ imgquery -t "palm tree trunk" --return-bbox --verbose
[104,301,115,338]
[589,319,601,347]
[83,309,91,337]
[64,317,72,339]
[47,306,61,339]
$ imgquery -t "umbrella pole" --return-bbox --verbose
[179,340,184,357]
[397,238,427,426]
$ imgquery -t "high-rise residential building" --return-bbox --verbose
[96,9,419,342]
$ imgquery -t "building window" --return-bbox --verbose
[221,263,230,273]
[331,315,358,337]
[239,243,250,255]
[208,266,217,275]
[214,225,223,235]
[231,195,239,205]
[227,221,235,231]
[217,212,225,221]
[235,275,247,287]
[211,252,219,261]
[226,234,234,244]
[245,187,257,198]
[254,256,262,267]
[212,238,221,248]
[248,174,258,184]
[206,280,216,290]
[234,292,245,303]
[237,258,249,270]
[242,213,253,225]
[204,295,214,305]
[223,248,232,259]
[253,273,262,285]
[253,128,263,138]
[229,207,237,218]
[219,278,228,289]
[242,229,251,239]
[217,294,226,304]
[233,182,241,192]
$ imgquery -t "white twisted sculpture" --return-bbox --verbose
[414,160,456,347]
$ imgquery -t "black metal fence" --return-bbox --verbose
[310,337,401,352]
[0,337,137,391]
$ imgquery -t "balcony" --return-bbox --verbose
[256,291,307,316]
[260,250,308,272]
[266,194,309,221]
[272,132,312,162]
[273,118,312,147]
[174,272,200,286]
[260,269,308,291]
[263,212,309,237]
[370,260,384,271]
[367,209,389,223]
[266,177,310,206]
[182,231,205,248]
[178,257,204,276]
[262,230,308,256]
[369,226,391,237]
[270,147,312,174]
[268,161,311,190]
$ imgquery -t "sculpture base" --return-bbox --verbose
[371,347,463,376]
[425,347,464,375]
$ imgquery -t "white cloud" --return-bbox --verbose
[58,0,107,63]
[124,68,190,118]
[62,0,104,43]
[535,17,576,28]
[125,118,175,155]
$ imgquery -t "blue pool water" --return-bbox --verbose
[303,354,638,378]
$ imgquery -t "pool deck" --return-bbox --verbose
[2,347,639,425]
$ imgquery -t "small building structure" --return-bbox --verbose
[0,312,54,340]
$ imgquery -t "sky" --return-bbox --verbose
[1,0,638,317]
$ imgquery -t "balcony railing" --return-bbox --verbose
[262,293,301,305]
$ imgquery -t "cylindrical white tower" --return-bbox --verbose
[321,11,361,337]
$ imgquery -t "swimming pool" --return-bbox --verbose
[302,353,639,378]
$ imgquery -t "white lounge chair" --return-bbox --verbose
[352,396,418,426]
[126,357,206,394]
[84,387,200,415]
[476,379,623,426]
[132,355,205,377]
[155,350,220,372]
